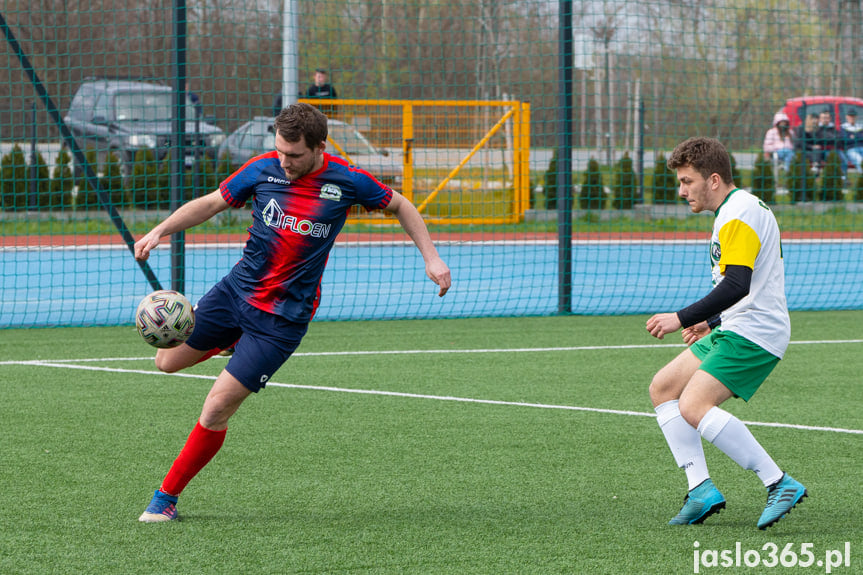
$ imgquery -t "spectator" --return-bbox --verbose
[763,112,794,171]
[187,81,203,119]
[840,109,863,172]
[815,110,848,175]
[272,70,338,116]
[794,113,822,168]
[306,68,337,99]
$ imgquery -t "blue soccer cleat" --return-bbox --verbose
[138,489,179,523]
[757,473,807,530]
[669,478,726,525]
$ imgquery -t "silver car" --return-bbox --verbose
[218,116,402,188]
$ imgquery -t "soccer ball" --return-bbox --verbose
[135,290,195,349]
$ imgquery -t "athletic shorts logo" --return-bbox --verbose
[260,374,269,384]
[319,183,342,202]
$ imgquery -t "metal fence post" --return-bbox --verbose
[170,0,187,294]
[557,0,573,314]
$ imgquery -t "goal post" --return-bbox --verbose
[298,98,531,225]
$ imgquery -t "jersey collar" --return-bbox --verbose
[714,188,739,216]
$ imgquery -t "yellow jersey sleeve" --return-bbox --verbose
[717,219,760,273]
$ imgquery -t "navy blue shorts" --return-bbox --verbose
[186,279,308,393]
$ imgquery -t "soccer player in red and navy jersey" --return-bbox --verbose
[133,103,451,522]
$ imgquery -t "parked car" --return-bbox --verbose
[777,95,863,129]
[64,78,225,175]
[218,116,402,188]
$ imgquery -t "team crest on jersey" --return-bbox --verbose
[710,240,721,262]
[319,183,342,202]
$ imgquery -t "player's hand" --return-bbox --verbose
[681,321,711,345]
[646,312,682,340]
[426,256,451,297]
[134,230,161,261]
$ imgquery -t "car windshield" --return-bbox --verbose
[242,122,274,151]
[114,92,198,122]
[328,124,377,155]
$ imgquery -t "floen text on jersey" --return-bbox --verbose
[218,151,393,322]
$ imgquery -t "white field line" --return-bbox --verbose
[4,338,861,363]
[3,338,862,436]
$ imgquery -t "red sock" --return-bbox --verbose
[192,338,239,366]
[160,421,227,496]
[193,348,223,365]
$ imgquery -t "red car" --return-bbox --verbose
[778,95,863,129]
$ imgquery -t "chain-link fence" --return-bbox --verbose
[2,0,862,327]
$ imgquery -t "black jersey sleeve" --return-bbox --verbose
[676,264,753,328]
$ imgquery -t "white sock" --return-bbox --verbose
[655,400,710,490]
[697,406,784,487]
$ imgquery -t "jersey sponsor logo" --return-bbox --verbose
[267,175,290,185]
[262,198,284,227]
[319,183,342,202]
[262,198,332,238]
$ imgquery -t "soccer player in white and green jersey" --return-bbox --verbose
[645,137,807,530]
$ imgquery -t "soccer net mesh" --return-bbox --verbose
[1,1,861,327]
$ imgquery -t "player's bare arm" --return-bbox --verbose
[384,191,452,296]
[646,312,682,340]
[135,190,231,261]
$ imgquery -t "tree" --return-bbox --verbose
[216,152,235,194]
[729,153,742,188]
[198,156,220,197]
[157,156,172,200]
[75,149,99,191]
[611,152,637,210]
[32,152,52,210]
[103,151,127,209]
[50,147,75,210]
[130,149,162,209]
[819,151,844,202]
[750,152,776,204]
[787,151,817,204]
[579,158,605,211]
[1,145,28,211]
[651,153,678,204]
[589,6,622,155]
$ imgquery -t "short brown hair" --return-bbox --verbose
[274,102,328,150]
[667,137,734,185]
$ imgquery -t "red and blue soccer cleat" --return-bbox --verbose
[138,489,179,523]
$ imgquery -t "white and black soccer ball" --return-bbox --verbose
[135,290,195,349]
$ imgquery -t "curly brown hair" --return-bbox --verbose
[667,137,734,185]
[273,102,328,149]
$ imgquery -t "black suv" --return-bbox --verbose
[64,78,225,175]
